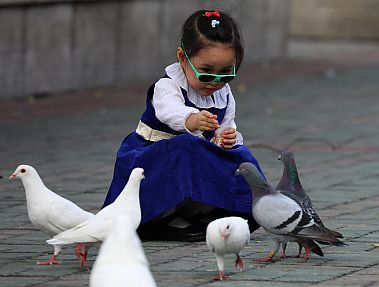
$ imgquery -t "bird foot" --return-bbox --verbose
[256,256,273,262]
[297,248,310,262]
[37,259,62,265]
[297,256,310,263]
[82,262,91,271]
[279,252,286,260]
[257,250,276,262]
[78,253,90,271]
[213,271,230,281]
[234,255,244,271]
[37,256,62,265]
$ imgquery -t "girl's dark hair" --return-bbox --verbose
[180,10,244,71]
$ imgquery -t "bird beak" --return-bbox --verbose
[235,168,241,176]
[220,234,226,241]
[9,173,17,180]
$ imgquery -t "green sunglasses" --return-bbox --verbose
[182,48,236,84]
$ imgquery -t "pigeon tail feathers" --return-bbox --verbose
[291,224,346,247]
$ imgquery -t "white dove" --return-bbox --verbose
[47,167,145,269]
[9,164,94,265]
[90,214,157,287]
[206,217,250,281]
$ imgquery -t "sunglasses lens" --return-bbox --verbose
[219,76,235,84]
[198,75,217,83]
[198,74,236,84]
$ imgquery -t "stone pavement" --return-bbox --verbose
[1,43,379,287]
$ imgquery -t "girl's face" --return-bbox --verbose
[177,44,236,96]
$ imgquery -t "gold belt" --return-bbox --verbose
[136,121,176,142]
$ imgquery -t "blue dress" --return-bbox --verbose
[103,74,265,224]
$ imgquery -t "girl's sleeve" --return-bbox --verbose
[219,87,244,145]
[152,78,202,136]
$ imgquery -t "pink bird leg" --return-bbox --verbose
[234,254,244,271]
[298,246,311,262]
[75,243,90,271]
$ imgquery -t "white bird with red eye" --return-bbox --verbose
[206,216,250,281]
[9,164,94,266]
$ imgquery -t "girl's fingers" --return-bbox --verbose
[201,110,217,119]
[200,122,218,131]
[222,127,235,134]
[201,118,219,128]
[221,133,236,139]
[222,144,233,149]
[202,119,217,127]
[222,138,236,146]
[197,112,219,131]
[210,117,219,127]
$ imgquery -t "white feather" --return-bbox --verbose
[10,164,94,256]
[206,217,250,273]
[47,168,144,246]
[90,214,156,287]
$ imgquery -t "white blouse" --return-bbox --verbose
[151,62,243,144]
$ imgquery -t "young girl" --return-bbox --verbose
[103,10,265,241]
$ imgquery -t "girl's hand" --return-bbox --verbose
[217,127,237,149]
[186,110,220,132]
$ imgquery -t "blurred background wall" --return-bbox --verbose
[0,0,289,100]
[290,0,379,40]
[1,0,378,101]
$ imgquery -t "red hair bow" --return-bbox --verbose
[203,11,221,18]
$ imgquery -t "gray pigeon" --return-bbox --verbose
[236,162,345,262]
[277,151,343,259]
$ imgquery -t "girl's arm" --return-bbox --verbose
[152,78,217,135]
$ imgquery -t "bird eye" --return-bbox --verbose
[20,169,26,173]
[226,225,230,229]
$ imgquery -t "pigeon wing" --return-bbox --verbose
[47,216,111,245]
[45,195,94,232]
[281,191,323,226]
[253,193,304,234]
